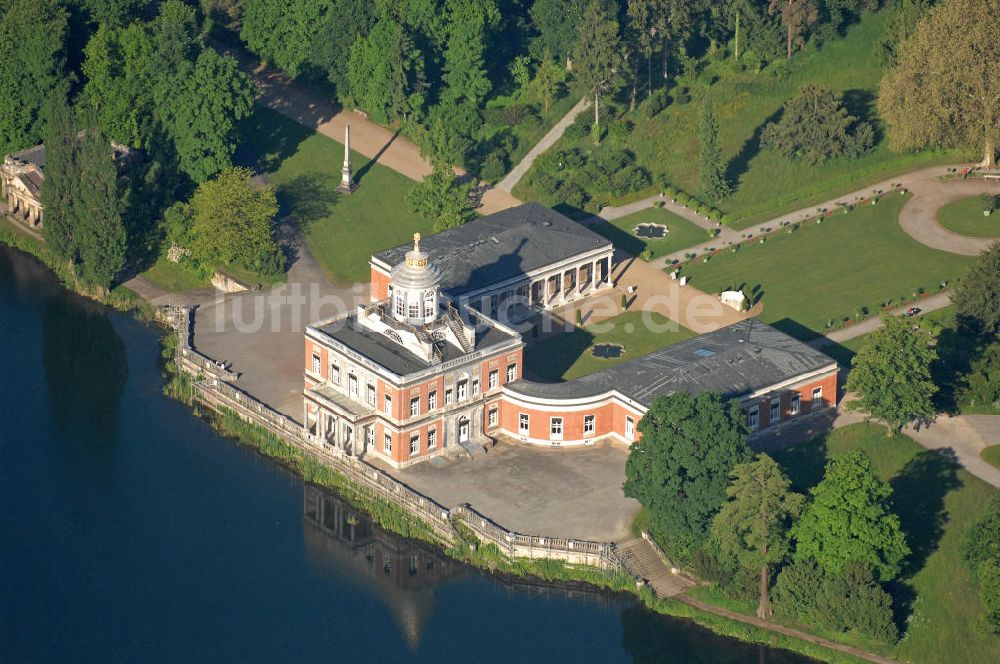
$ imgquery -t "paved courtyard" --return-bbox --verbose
[392,438,641,542]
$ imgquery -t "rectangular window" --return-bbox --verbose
[383,433,392,452]
[427,428,437,449]
[489,370,499,389]
[367,384,376,406]
[812,387,823,408]
[408,303,420,318]
[348,374,358,398]
[550,417,563,437]
[770,400,780,425]
[384,395,392,415]
[507,363,517,382]
[311,353,321,374]
[457,381,468,400]
[625,416,635,440]
[410,396,420,417]
[790,394,801,416]
[584,414,595,435]
[488,407,498,427]
[366,426,374,447]
[748,407,760,431]
[330,363,340,385]
[445,389,454,405]
[410,434,419,455]
[395,297,405,317]
[428,390,437,410]
[519,413,529,435]
[472,379,480,396]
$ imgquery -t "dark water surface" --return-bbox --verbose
[0,245,813,663]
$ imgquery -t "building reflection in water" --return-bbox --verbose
[302,485,624,651]
[302,485,465,650]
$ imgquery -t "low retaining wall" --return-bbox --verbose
[163,305,625,571]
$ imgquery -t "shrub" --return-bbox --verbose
[761,85,875,164]
[535,149,567,174]
[664,185,678,199]
[608,118,633,143]
[676,193,691,207]
[564,112,590,140]
[674,89,691,105]
[479,149,509,183]
[982,194,998,214]
[559,181,588,208]
[612,166,651,194]
[641,88,670,119]
[533,174,562,201]
[501,103,535,126]
[640,249,653,261]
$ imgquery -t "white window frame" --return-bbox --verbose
[507,363,517,382]
[812,386,823,407]
[770,400,780,425]
[409,396,420,417]
[625,415,635,440]
[366,426,374,448]
[348,374,358,399]
[457,381,468,401]
[472,379,480,396]
[311,353,321,374]
[550,417,563,440]
[428,390,437,410]
[519,413,529,435]
[367,384,376,406]
[384,395,392,415]
[408,302,420,319]
[748,406,760,431]
[445,389,454,405]
[790,393,801,416]
[330,363,340,385]
[383,433,392,452]
[409,434,419,455]
[489,369,499,389]
[423,291,435,318]
[584,414,595,435]
[427,428,437,449]
[488,407,498,428]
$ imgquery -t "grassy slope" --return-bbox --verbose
[680,195,971,339]
[523,310,695,381]
[936,196,1000,238]
[590,207,708,260]
[141,254,208,292]
[514,11,962,226]
[769,423,1000,664]
[236,107,433,285]
[983,446,1000,470]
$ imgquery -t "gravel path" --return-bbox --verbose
[495,97,589,193]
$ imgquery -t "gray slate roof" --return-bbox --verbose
[317,315,518,377]
[508,320,835,407]
[9,144,46,168]
[373,203,611,296]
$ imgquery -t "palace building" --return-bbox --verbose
[304,207,837,469]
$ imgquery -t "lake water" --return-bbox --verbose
[0,244,812,663]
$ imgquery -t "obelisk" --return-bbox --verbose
[338,125,356,193]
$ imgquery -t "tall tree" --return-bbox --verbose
[878,0,1000,169]
[74,119,127,290]
[725,0,758,62]
[309,0,375,98]
[0,0,69,154]
[40,95,79,262]
[187,167,279,269]
[846,314,938,433]
[793,452,910,582]
[873,0,934,67]
[531,48,563,113]
[529,0,590,65]
[441,0,500,106]
[572,0,625,138]
[240,0,334,78]
[699,97,731,203]
[950,242,1000,336]
[623,391,752,559]
[406,167,475,232]
[768,0,818,58]
[347,18,427,124]
[761,84,874,164]
[711,455,805,619]
[626,0,665,98]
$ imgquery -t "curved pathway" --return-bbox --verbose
[898,172,1000,255]
[495,97,589,193]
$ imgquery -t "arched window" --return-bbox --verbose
[423,290,435,317]
[394,293,405,317]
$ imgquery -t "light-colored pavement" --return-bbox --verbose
[809,291,952,347]
[598,194,720,232]
[648,164,999,267]
[495,97,589,193]
[393,438,641,541]
[220,42,523,216]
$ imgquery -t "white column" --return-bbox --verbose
[303,402,309,438]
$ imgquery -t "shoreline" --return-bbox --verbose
[0,233,883,664]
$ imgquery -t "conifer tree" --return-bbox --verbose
[699,98,731,203]
[41,95,79,262]
[74,118,127,290]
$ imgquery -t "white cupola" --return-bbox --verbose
[390,233,442,326]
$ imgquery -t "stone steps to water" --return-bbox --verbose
[618,537,694,598]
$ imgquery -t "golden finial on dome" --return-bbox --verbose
[406,232,428,267]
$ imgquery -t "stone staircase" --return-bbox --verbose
[618,537,695,598]
[459,437,487,458]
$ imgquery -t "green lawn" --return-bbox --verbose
[983,446,1000,470]
[141,254,208,292]
[523,310,695,381]
[679,195,972,340]
[590,207,708,260]
[769,422,1000,664]
[936,196,1000,238]
[513,10,961,227]
[235,107,432,285]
